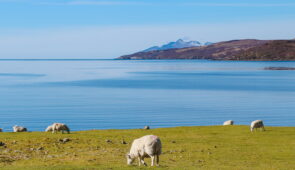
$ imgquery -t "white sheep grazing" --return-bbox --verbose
[223,120,234,125]
[127,135,162,166]
[52,123,70,134]
[250,120,265,132]
[45,125,53,132]
[13,125,27,132]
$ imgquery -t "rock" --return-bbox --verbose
[47,155,54,158]
[63,138,70,143]
[105,139,112,143]
[0,141,5,146]
[121,140,127,144]
[59,138,70,143]
[37,147,44,151]
[169,150,176,153]
[144,126,150,130]
[171,140,176,143]
[3,149,11,153]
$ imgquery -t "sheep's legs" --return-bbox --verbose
[156,155,160,166]
[138,157,141,166]
[151,156,155,166]
[141,158,147,166]
[138,157,146,166]
[262,126,265,131]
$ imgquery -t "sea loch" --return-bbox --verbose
[0,59,295,131]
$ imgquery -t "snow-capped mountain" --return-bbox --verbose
[204,42,214,46]
[142,39,213,52]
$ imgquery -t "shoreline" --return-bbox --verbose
[1,124,295,133]
[1,58,295,62]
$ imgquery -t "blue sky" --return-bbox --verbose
[0,0,295,59]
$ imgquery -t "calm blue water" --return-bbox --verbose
[0,59,295,131]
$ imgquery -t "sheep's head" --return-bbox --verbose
[45,126,53,132]
[126,154,135,165]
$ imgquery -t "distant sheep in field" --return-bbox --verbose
[250,120,265,132]
[223,120,234,125]
[127,135,162,166]
[51,123,70,134]
[13,125,27,132]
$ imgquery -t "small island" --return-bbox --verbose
[264,67,295,70]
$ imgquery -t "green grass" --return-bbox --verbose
[0,126,294,170]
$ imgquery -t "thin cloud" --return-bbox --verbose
[0,0,149,5]
[1,0,295,7]
[38,0,150,6]
[183,3,295,7]
[67,1,147,5]
[37,1,295,7]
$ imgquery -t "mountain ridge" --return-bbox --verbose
[142,39,213,52]
[117,39,295,61]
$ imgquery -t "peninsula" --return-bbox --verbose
[117,39,295,61]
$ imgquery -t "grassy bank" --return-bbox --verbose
[0,126,294,170]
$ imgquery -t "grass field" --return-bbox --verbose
[0,126,294,170]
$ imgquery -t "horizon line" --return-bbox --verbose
[0,58,114,60]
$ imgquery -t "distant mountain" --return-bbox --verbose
[142,39,213,52]
[204,42,214,46]
[117,39,295,61]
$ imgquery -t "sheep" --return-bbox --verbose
[250,120,265,132]
[223,120,234,125]
[13,125,27,132]
[51,123,70,134]
[45,125,53,132]
[127,135,162,166]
